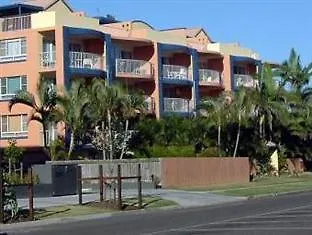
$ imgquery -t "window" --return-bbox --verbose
[121,51,132,59]
[0,76,27,99]
[1,114,28,138]
[0,38,27,62]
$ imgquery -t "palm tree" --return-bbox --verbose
[198,92,231,157]
[279,48,312,91]
[55,80,89,159]
[253,64,287,141]
[9,78,56,150]
[230,88,253,158]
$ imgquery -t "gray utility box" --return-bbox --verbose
[33,164,78,197]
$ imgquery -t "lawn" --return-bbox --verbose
[179,173,312,197]
[35,196,177,220]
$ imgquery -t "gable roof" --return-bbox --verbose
[19,0,73,12]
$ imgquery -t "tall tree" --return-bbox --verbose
[198,92,231,157]
[55,80,89,159]
[9,78,56,150]
[279,48,312,91]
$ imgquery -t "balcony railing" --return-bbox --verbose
[162,65,192,81]
[199,69,222,85]
[234,74,258,88]
[40,51,56,68]
[1,131,28,138]
[164,98,192,113]
[69,51,103,70]
[116,58,153,78]
[145,96,155,112]
[0,15,31,32]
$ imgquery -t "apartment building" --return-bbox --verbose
[0,0,261,151]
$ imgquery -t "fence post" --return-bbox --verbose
[28,167,34,221]
[138,164,142,209]
[117,164,122,210]
[77,166,82,205]
[99,165,103,202]
[0,152,3,223]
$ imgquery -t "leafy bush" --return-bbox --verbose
[135,145,194,158]
[4,172,39,185]
[49,139,68,161]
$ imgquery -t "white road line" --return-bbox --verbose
[174,227,312,232]
[214,220,312,224]
[147,203,312,235]
[259,215,312,219]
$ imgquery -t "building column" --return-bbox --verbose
[104,34,114,86]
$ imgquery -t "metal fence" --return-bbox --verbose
[162,65,192,81]
[199,69,221,85]
[116,58,153,78]
[0,15,31,32]
[163,98,192,113]
[69,51,103,70]
[234,74,258,88]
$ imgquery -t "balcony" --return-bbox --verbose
[69,51,103,70]
[40,51,56,69]
[234,74,258,88]
[199,69,222,86]
[164,98,193,113]
[116,59,153,79]
[162,65,192,81]
[0,15,31,32]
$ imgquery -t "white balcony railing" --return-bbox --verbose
[145,96,155,112]
[40,51,56,68]
[0,54,27,63]
[116,58,153,78]
[234,74,258,88]
[69,51,103,70]
[0,15,31,32]
[162,65,192,81]
[199,69,222,85]
[1,131,28,138]
[164,98,192,113]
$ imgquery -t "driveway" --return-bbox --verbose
[17,188,246,209]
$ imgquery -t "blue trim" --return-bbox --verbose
[63,27,71,89]
[231,55,261,64]
[161,79,193,86]
[104,34,114,85]
[65,26,107,39]
[230,55,236,91]
[191,49,200,114]
[69,68,106,77]
[0,3,43,12]
[158,43,192,54]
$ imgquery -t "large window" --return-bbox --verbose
[0,76,27,100]
[0,38,27,62]
[1,114,28,138]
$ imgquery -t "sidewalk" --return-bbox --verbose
[17,188,246,209]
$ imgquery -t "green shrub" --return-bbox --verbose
[197,147,220,157]
[135,145,194,158]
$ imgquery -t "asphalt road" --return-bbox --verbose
[5,190,312,235]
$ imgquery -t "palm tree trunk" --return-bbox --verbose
[43,124,48,149]
[68,131,75,159]
[101,121,106,160]
[233,113,241,158]
[218,116,221,157]
[107,110,113,160]
[120,119,129,160]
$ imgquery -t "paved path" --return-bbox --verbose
[17,189,245,208]
[4,190,312,235]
